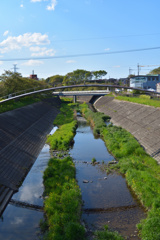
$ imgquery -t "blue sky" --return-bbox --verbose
[0,0,160,79]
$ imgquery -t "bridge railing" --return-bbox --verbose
[0,86,49,101]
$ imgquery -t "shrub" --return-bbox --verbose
[94,225,124,240]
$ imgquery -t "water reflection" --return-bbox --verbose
[0,143,51,240]
[70,120,145,240]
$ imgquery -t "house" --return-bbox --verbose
[30,70,38,80]
[130,75,160,90]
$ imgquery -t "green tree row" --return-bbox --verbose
[46,69,107,86]
[0,70,47,97]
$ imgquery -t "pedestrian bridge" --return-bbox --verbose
[0,84,159,103]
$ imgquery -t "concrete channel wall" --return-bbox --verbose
[94,96,160,164]
[0,97,61,215]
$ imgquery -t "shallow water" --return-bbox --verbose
[70,117,145,239]
[0,142,51,240]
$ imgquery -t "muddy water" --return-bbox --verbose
[70,116,145,240]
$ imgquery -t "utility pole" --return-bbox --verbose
[129,67,132,75]
[137,63,140,76]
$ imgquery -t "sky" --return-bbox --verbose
[0,0,160,79]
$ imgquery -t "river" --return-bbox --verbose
[70,116,145,240]
[0,117,145,240]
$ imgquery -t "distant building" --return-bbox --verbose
[130,75,160,90]
[30,70,38,80]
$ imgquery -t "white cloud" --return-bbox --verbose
[0,61,3,65]
[3,31,9,37]
[31,0,42,2]
[21,60,44,66]
[66,60,76,64]
[31,0,57,11]
[20,4,24,8]
[104,48,110,51]
[0,33,50,54]
[30,46,56,56]
[47,0,57,11]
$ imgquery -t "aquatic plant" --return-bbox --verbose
[94,225,124,240]
[91,157,97,164]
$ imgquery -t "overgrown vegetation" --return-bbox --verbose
[115,94,160,108]
[0,94,50,113]
[81,103,160,240]
[78,102,110,135]
[94,225,124,240]
[0,70,47,97]
[46,121,77,150]
[46,102,77,150]
[42,156,85,240]
[102,124,160,239]
[42,101,85,239]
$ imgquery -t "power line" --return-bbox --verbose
[53,33,160,42]
[1,46,160,62]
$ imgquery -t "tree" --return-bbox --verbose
[0,70,46,96]
[46,75,64,86]
[148,67,160,75]
[92,70,107,80]
[62,69,91,85]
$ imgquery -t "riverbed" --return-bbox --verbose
[70,116,146,239]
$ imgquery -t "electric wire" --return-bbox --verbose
[1,46,160,62]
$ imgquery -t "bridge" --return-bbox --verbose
[1,84,159,103]
[52,90,110,102]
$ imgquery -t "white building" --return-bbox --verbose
[130,75,160,90]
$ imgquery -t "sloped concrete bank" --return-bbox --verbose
[94,96,160,163]
[0,97,61,215]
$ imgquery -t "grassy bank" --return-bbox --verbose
[81,103,160,240]
[42,101,85,240]
[115,94,160,108]
[0,94,52,113]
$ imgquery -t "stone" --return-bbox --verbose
[83,180,89,183]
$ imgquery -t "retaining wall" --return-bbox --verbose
[94,96,160,163]
[0,97,60,215]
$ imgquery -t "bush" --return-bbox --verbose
[94,225,124,240]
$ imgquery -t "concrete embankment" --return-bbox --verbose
[0,97,61,215]
[94,96,160,163]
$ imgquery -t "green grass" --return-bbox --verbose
[115,95,160,108]
[101,125,160,239]
[42,102,85,240]
[47,102,77,151]
[47,121,77,151]
[53,102,76,126]
[79,102,110,135]
[0,94,53,113]
[43,157,85,240]
[80,103,160,239]
[0,96,40,113]
[94,225,124,240]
